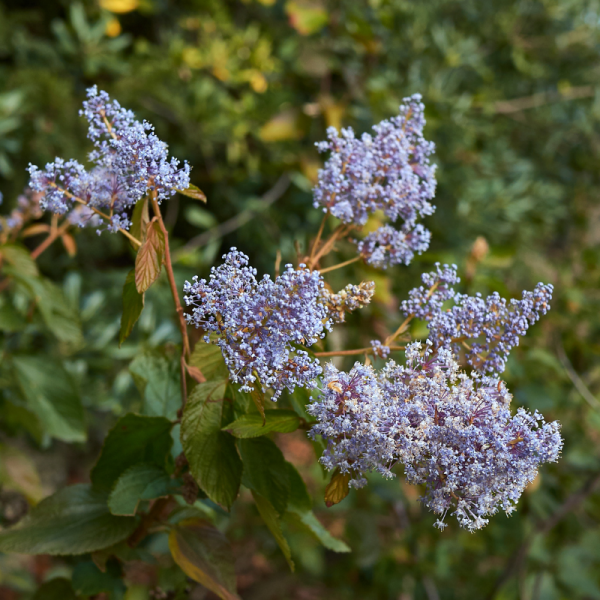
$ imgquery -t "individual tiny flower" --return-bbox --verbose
[28,86,190,235]
[401,264,554,374]
[319,280,375,323]
[370,340,390,359]
[313,94,436,268]
[184,248,331,400]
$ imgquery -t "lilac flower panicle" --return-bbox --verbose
[28,86,190,234]
[401,264,554,375]
[314,94,437,268]
[184,248,332,400]
[308,342,562,530]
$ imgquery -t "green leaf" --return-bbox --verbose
[32,578,77,600]
[13,356,86,443]
[119,268,144,346]
[6,269,83,346]
[224,410,301,438]
[189,341,229,380]
[286,510,351,553]
[108,462,180,516]
[181,380,242,509]
[238,438,289,516]
[0,243,39,277]
[134,218,165,293]
[72,560,126,599]
[169,518,240,600]
[0,484,136,555]
[285,460,312,513]
[284,463,350,553]
[250,387,266,425]
[177,183,207,202]
[91,413,173,491]
[0,297,26,332]
[252,491,294,571]
[129,196,150,245]
[129,350,181,419]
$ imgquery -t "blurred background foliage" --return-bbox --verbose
[2,0,600,598]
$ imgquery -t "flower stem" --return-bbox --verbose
[314,345,405,358]
[150,194,202,406]
[318,255,362,274]
[30,220,71,260]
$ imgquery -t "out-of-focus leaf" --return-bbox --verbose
[13,356,85,443]
[0,243,38,276]
[285,463,350,552]
[169,518,240,600]
[324,469,350,507]
[119,268,144,346]
[0,443,44,503]
[259,108,303,141]
[108,462,180,516]
[91,413,172,491]
[129,350,180,419]
[252,491,294,571]
[238,437,289,516]
[72,560,126,598]
[181,380,241,509]
[135,218,164,293]
[0,298,26,332]
[189,341,228,380]
[0,484,136,555]
[178,183,207,202]
[32,578,77,600]
[6,269,83,346]
[224,410,300,438]
[285,0,328,35]
[99,0,139,13]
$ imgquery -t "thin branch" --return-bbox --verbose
[174,173,290,259]
[492,85,594,114]
[556,342,600,410]
[150,194,199,407]
[30,220,71,260]
[314,345,405,358]
[318,255,361,274]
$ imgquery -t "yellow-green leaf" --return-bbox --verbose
[169,518,240,600]
[223,410,300,438]
[177,183,207,203]
[324,469,350,507]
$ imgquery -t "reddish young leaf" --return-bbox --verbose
[134,218,165,293]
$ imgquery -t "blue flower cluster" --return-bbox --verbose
[401,264,554,374]
[308,342,562,531]
[313,94,437,268]
[28,87,190,233]
[183,249,332,399]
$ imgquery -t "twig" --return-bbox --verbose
[318,255,361,274]
[492,85,594,114]
[30,220,71,260]
[174,173,290,259]
[314,345,405,358]
[150,194,198,406]
[556,342,600,410]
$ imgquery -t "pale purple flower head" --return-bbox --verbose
[313,94,437,268]
[28,86,190,234]
[183,248,332,400]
